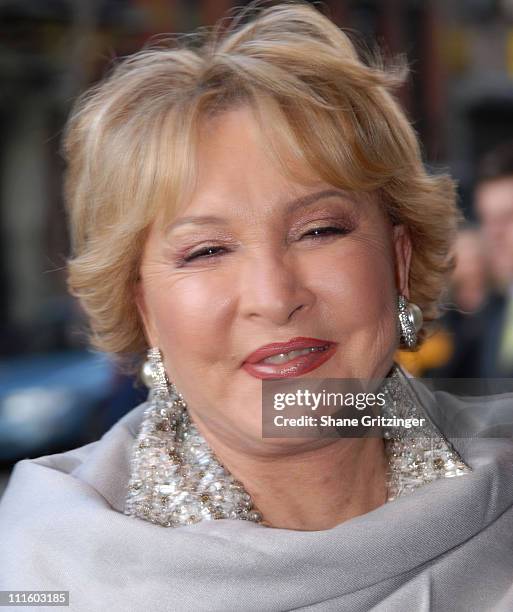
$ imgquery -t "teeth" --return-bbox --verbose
[261,345,328,365]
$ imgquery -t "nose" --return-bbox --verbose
[238,250,315,326]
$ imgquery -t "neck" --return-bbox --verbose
[199,434,388,531]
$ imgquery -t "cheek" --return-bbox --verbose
[148,274,226,342]
[309,236,397,328]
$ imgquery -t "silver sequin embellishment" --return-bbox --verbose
[382,366,470,501]
[124,365,471,526]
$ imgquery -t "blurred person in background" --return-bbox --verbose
[403,224,491,377]
[450,226,489,314]
[474,141,513,378]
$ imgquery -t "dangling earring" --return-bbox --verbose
[140,347,185,408]
[397,294,423,349]
[141,347,170,394]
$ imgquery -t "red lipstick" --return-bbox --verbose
[242,336,337,379]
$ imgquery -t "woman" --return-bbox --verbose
[1,2,513,610]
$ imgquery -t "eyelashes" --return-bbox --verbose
[179,225,353,265]
[183,246,226,262]
[302,225,351,239]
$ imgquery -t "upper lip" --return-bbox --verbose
[243,336,335,364]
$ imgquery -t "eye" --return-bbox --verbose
[182,246,227,263]
[301,225,350,239]
[179,224,351,265]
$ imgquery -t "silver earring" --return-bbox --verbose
[397,294,423,349]
[141,347,170,393]
[141,347,185,403]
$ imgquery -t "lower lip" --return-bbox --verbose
[242,344,337,379]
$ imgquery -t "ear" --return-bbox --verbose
[135,280,159,347]
[392,224,412,299]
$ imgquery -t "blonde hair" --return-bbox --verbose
[64,0,460,362]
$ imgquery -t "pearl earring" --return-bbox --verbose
[141,347,171,394]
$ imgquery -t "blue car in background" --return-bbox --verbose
[0,351,122,462]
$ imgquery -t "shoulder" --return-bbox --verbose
[0,403,157,592]
[476,291,508,322]
[0,402,147,515]
[399,367,513,467]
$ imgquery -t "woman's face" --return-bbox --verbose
[137,106,411,451]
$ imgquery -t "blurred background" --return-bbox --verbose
[2,0,513,495]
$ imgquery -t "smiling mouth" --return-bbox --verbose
[259,345,330,365]
[242,343,337,379]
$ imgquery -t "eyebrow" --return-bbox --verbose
[166,189,353,232]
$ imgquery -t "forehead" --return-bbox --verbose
[190,106,318,200]
[150,101,389,240]
[170,106,376,221]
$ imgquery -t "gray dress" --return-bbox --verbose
[1,371,513,612]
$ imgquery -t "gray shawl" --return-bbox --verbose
[1,376,513,612]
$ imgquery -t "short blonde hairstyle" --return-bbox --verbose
[64,0,460,362]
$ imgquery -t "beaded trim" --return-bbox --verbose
[124,364,471,527]
[124,381,262,527]
[381,366,470,501]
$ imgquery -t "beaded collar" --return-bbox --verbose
[124,364,471,527]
